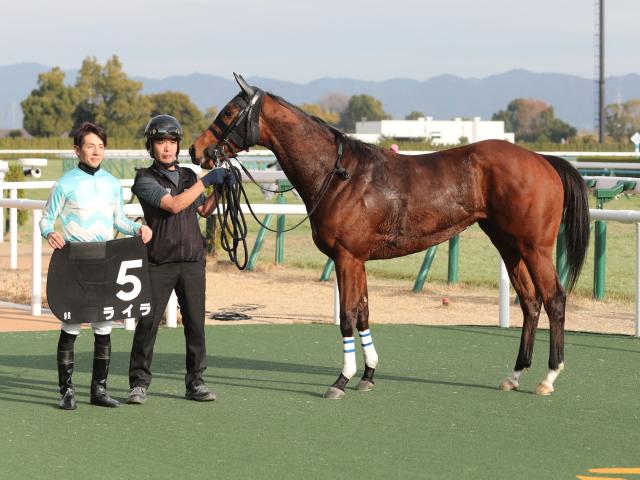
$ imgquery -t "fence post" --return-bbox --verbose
[0,176,4,243]
[593,213,607,300]
[333,278,340,326]
[592,181,634,300]
[413,245,438,293]
[499,258,510,328]
[636,222,640,337]
[556,222,568,289]
[165,290,178,328]
[275,180,290,264]
[31,210,42,316]
[247,214,273,270]
[447,235,459,284]
[320,258,334,281]
[10,189,17,269]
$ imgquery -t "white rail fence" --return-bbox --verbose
[2,173,640,335]
[0,170,292,331]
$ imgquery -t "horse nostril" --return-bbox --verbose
[188,145,197,164]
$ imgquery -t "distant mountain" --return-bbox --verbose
[1,62,639,131]
[0,63,51,129]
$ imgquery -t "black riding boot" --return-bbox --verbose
[90,334,120,408]
[57,331,77,410]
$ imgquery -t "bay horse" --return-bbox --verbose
[189,73,590,399]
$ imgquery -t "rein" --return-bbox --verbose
[216,138,346,237]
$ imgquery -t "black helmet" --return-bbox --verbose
[144,114,183,158]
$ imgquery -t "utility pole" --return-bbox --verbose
[596,0,605,143]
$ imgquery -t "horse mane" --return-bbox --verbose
[268,93,382,159]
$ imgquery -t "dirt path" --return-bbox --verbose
[0,241,636,335]
[203,263,637,336]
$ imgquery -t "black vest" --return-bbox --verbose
[134,165,205,264]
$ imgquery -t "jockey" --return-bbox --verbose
[41,122,152,410]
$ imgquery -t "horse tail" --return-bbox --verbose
[542,155,590,293]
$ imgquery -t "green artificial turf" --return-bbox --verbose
[1,324,639,479]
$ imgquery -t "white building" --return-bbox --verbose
[353,117,515,145]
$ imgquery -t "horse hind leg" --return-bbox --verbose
[533,270,566,396]
[520,248,567,396]
[498,261,542,392]
[478,221,542,392]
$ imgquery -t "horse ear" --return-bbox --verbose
[233,72,255,97]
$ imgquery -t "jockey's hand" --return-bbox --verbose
[137,225,153,244]
[201,167,229,188]
[47,232,66,249]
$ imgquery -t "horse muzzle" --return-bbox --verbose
[189,145,210,168]
[188,145,200,165]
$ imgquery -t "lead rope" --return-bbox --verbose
[212,140,347,270]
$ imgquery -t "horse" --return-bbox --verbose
[189,73,590,399]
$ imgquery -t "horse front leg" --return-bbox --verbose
[323,255,369,400]
[354,276,378,392]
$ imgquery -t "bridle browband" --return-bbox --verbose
[204,89,264,162]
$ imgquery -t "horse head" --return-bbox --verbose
[189,73,265,169]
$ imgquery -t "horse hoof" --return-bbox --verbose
[499,378,518,391]
[535,382,554,396]
[323,387,345,400]
[355,380,375,391]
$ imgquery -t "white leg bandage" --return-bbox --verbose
[506,369,524,388]
[341,337,357,379]
[359,329,378,368]
[541,362,565,387]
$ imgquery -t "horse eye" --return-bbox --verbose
[224,110,233,117]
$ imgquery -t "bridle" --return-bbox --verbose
[194,86,350,270]
[203,88,265,163]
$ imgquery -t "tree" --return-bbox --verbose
[148,91,207,142]
[605,99,640,142]
[8,129,23,138]
[405,111,426,120]
[204,105,219,121]
[71,55,152,137]
[492,98,576,143]
[318,92,349,114]
[21,67,76,137]
[299,103,340,125]
[339,94,391,132]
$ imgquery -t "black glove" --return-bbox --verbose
[201,167,228,188]
[225,170,238,186]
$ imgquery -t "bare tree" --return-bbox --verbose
[318,92,349,114]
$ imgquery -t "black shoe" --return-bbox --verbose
[58,388,76,410]
[127,386,147,405]
[90,384,120,408]
[185,384,216,402]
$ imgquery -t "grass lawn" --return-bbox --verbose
[1,325,639,479]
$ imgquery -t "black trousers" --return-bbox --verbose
[129,260,207,390]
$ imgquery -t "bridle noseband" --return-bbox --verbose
[204,89,264,163]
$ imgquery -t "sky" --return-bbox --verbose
[2,0,638,83]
